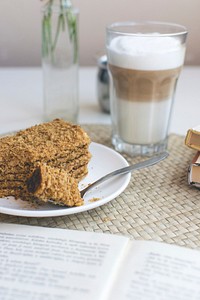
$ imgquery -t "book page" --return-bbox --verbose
[109,240,200,300]
[0,223,129,300]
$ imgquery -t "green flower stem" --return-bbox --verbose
[66,9,78,63]
[42,0,78,63]
[51,14,63,53]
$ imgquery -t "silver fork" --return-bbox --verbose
[80,151,169,198]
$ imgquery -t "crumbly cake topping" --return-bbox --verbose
[16,118,90,151]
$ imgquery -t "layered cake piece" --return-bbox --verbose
[0,119,91,206]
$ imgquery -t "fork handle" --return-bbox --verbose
[80,151,169,197]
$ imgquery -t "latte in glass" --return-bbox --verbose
[106,24,187,156]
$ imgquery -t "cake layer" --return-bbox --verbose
[0,152,91,178]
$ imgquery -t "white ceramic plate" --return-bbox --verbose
[0,142,131,217]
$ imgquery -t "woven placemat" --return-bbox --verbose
[1,125,200,249]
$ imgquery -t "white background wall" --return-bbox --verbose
[0,0,199,67]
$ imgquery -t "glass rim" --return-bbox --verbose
[106,21,188,37]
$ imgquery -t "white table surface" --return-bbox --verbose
[0,66,199,136]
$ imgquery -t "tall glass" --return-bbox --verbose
[106,22,187,156]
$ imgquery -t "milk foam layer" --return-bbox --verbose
[107,36,185,70]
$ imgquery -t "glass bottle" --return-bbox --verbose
[42,0,79,123]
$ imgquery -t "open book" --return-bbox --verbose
[1,223,200,300]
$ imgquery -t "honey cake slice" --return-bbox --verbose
[0,119,91,204]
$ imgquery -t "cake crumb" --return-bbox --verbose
[89,197,101,203]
